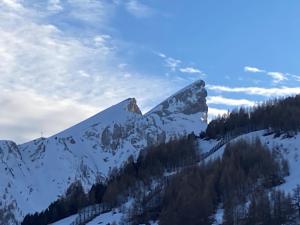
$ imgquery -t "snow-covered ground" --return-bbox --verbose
[202,130,300,225]
[50,215,77,225]
[204,130,300,193]
[213,208,224,225]
[86,210,124,225]
[50,210,124,225]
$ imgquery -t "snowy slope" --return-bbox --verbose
[202,130,300,193]
[0,141,31,222]
[198,130,300,225]
[86,210,124,225]
[50,215,77,225]
[0,80,208,224]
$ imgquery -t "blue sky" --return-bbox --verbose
[1,0,300,142]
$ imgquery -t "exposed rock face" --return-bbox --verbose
[148,80,208,122]
[0,80,208,224]
[127,98,142,115]
[101,124,126,151]
[149,80,207,116]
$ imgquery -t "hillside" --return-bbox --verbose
[46,129,300,225]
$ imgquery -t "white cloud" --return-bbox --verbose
[0,13,116,98]
[207,96,256,107]
[179,67,203,75]
[0,88,96,142]
[0,0,190,143]
[94,34,111,44]
[208,108,228,121]
[156,52,166,58]
[118,63,128,69]
[244,66,265,73]
[165,57,181,71]
[66,0,110,23]
[123,73,132,78]
[267,71,288,83]
[157,52,206,77]
[207,85,300,97]
[244,66,289,83]
[93,34,114,54]
[78,70,90,78]
[0,0,23,10]
[125,0,154,18]
[289,74,300,82]
[47,0,63,12]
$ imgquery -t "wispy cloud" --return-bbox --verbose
[207,108,228,121]
[0,0,187,143]
[156,52,166,58]
[0,0,23,10]
[267,71,288,83]
[125,0,155,18]
[47,0,63,12]
[179,67,203,75]
[289,74,300,82]
[207,85,300,97]
[207,96,256,107]
[0,88,96,142]
[165,57,181,71]
[244,66,265,73]
[244,66,289,83]
[157,52,205,77]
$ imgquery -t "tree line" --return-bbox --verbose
[205,95,300,139]
[21,181,106,225]
[101,133,200,207]
[130,139,295,225]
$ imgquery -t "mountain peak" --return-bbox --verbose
[124,98,142,115]
[147,79,208,121]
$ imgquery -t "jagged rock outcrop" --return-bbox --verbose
[0,80,208,224]
[127,98,142,115]
[148,80,208,117]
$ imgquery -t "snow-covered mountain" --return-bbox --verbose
[0,80,208,224]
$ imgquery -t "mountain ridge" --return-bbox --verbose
[0,79,208,224]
